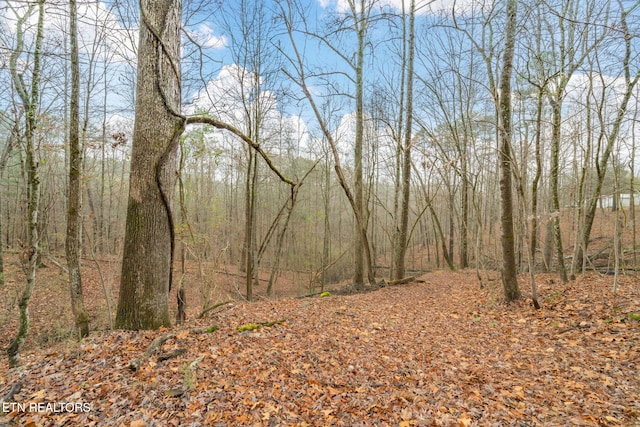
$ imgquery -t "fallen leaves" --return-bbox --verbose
[1,271,639,426]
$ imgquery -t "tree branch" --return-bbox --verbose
[185,116,296,188]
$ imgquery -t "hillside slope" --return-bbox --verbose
[1,271,639,426]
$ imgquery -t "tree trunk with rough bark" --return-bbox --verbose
[7,0,44,367]
[353,0,366,290]
[66,0,90,338]
[116,0,184,330]
[393,0,415,281]
[498,0,520,302]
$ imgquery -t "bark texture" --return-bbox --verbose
[116,0,184,330]
[7,0,44,367]
[498,0,521,302]
[66,0,90,338]
[393,0,415,280]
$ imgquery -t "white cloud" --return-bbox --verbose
[76,1,138,63]
[188,23,228,50]
[317,0,486,16]
[190,64,310,154]
[0,1,137,64]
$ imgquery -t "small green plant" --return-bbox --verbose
[182,364,196,391]
[237,319,286,332]
[320,292,331,298]
[472,315,481,322]
[545,289,562,304]
[628,313,640,322]
[204,325,218,333]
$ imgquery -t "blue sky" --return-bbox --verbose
[1,0,637,166]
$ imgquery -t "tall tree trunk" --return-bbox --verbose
[390,2,406,282]
[575,29,640,270]
[240,152,249,274]
[321,153,331,288]
[7,0,44,367]
[498,0,520,302]
[279,0,375,287]
[570,77,594,277]
[529,84,545,274]
[459,160,469,269]
[66,0,90,338]
[448,190,455,264]
[353,0,366,289]
[393,0,415,280]
[549,98,569,282]
[243,150,257,301]
[116,0,184,330]
[631,107,638,269]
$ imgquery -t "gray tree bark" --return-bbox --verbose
[393,0,415,280]
[116,0,184,330]
[352,0,366,290]
[7,0,45,367]
[66,0,90,338]
[498,0,520,302]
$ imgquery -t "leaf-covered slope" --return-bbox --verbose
[1,271,639,426]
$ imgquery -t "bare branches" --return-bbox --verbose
[185,115,296,188]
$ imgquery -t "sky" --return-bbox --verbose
[0,0,638,167]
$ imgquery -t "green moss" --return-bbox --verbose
[320,292,331,298]
[204,325,218,333]
[236,319,286,332]
[237,323,260,332]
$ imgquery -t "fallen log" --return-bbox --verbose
[1,381,22,403]
[387,276,416,286]
[198,300,233,319]
[157,348,187,363]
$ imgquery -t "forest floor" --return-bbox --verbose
[1,261,639,426]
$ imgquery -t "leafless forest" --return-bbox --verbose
[1,1,640,424]
[1,0,639,332]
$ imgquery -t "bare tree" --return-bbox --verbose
[277,0,377,288]
[498,0,520,302]
[544,0,606,282]
[66,0,90,338]
[7,0,45,367]
[393,0,416,280]
[574,0,640,271]
[116,0,296,328]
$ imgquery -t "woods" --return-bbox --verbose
[0,0,637,333]
[0,0,640,422]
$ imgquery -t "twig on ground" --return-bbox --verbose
[129,333,176,371]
